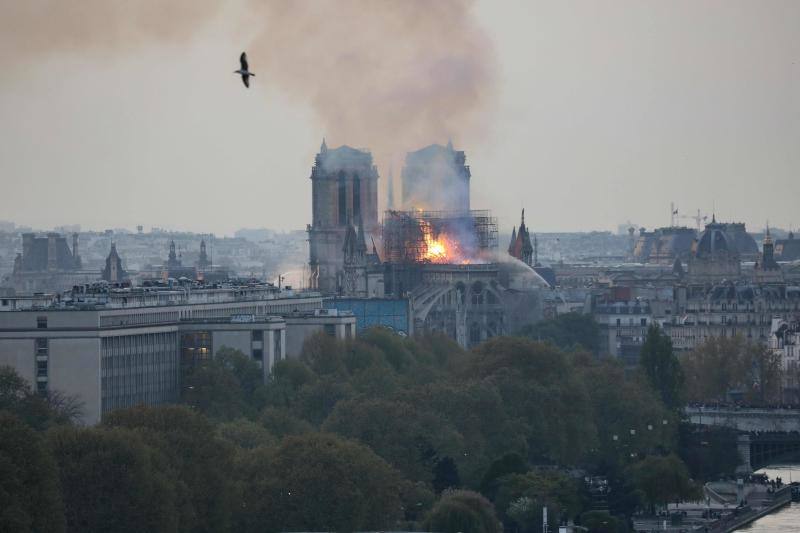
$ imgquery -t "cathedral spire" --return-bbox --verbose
[508,226,517,254]
[356,217,368,253]
[320,137,328,153]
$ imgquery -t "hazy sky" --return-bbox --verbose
[1,0,798,236]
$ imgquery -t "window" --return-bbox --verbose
[36,380,47,394]
[324,324,336,337]
[616,318,621,327]
[353,175,361,220]
[36,338,48,355]
[338,172,347,225]
[470,322,482,344]
[640,318,647,326]
[36,360,48,377]
[37,316,47,329]
[252,348,263,361]
[345,324,353,339]
[251,330,263,342]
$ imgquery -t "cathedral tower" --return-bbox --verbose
[307,140,379,294]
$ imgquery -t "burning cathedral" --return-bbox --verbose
[307,140,547,347]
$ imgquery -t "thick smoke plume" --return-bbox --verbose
[0,1,221,67]
[1,0,496,173]
[249,0,496,168]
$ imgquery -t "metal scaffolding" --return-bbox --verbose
[381,209,498,264]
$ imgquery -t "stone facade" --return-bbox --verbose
[307,141,379,294]
[401,141,470,212]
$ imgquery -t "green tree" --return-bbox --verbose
[48,426,177,533]
[182,347,265,419]
[260,406,314,438]
[627,454,700,513]
[425,489,502,533]
[677,424,739,481]
[103,405,234,533]
[578,359,677,465]
[234,433,404,533]
[182,360,251,419]
[0,412,65,533]
[0,366,82,429]
[322,398,464,484]
[467,338,597,465]
[260,358,315,409]
[300,332,347,375]
[493,470,583,533]
[681,335,783,405]
[579,510,622,533]
[639,325,684,410]
[215,347,265,401]
[293,376,354,426]
[520,312,601,353]
[216,418,277,450]
[404,381,528,488]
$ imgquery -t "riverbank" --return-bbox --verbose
[708,487,791,532]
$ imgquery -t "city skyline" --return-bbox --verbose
[1,1,798,235]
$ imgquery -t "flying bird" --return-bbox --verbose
[235,52,255,88]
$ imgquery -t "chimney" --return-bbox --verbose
[72,233,80,263]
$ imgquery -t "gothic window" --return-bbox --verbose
[338,172,347,225]
[470,322,481,344]
[353,175,361,221]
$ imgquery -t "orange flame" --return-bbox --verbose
[421,221,465,263]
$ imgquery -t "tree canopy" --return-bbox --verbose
[639,324,684,410]
[681,335,783,405]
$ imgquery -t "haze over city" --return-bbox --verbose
[1,0,798,235]
[5,3,800,533]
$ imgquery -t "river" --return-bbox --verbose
[734,465,800,532]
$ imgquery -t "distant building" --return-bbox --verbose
[753,227,783,284]
[101,243,126,282]
[508,209,534,266]
[775,232,800,262]
[0,281,353,425]
[401,141,470,212]
[631,226,696,265]
[197,240,211,270]
[163,240,196,280]
[341,218,382,298]
[688,218,743,282]
[9,233,94,293]
[771,318,800,403]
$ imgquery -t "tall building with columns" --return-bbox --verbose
[307,140,379,294]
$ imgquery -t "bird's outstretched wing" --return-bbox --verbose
[240,52,248,71]
[242,74,250,88]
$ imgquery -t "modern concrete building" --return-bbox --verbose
[0,281,350,425]
[284,308,357,358]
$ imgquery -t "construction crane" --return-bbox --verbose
[670,203,708,230]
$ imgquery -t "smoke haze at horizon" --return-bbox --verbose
[0,0,798,235]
